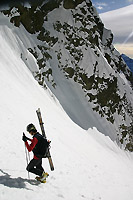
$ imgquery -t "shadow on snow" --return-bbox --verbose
[0,169,40,189]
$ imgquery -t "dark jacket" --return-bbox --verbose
[25,133,49,159]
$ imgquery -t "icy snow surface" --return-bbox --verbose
[0,11,133,200]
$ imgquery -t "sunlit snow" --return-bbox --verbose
[0,8,133,200]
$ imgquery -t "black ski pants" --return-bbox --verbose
[26,158,44,176]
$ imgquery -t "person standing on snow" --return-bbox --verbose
[22,123,49,182]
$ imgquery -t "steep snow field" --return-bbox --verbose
[0,13,133,200]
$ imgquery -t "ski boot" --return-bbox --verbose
[36,172,49,183]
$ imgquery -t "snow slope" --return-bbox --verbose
[1,0,133,150]
[0,12,133,200]
[100,5,133,43]
[100,5,133,58]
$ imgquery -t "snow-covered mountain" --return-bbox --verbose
[2,0,132,150]
[99,4,133,44]
[0,1,133,199]
[99,4,133,59]
[0,15,133,199]
[121,54,133,74]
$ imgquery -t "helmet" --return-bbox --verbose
[27,123,37,132]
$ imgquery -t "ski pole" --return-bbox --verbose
[24,143,30,179]
[28,150,30,164]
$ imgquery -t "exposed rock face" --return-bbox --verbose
[2,0,133,151]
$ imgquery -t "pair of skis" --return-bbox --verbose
[36,108,54,171]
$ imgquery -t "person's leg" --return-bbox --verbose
[26,159,44,176]
[36,159,44,172]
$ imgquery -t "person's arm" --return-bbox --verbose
[25,137,38,152]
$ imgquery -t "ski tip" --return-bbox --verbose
[36,108,40,112]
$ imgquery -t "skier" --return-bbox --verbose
[22,123,49,182]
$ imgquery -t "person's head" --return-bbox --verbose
[26,123,37,135]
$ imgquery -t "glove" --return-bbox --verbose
[22,133,31,142]
[22,135,27,142]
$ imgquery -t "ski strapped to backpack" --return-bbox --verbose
[36,108,54,171]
